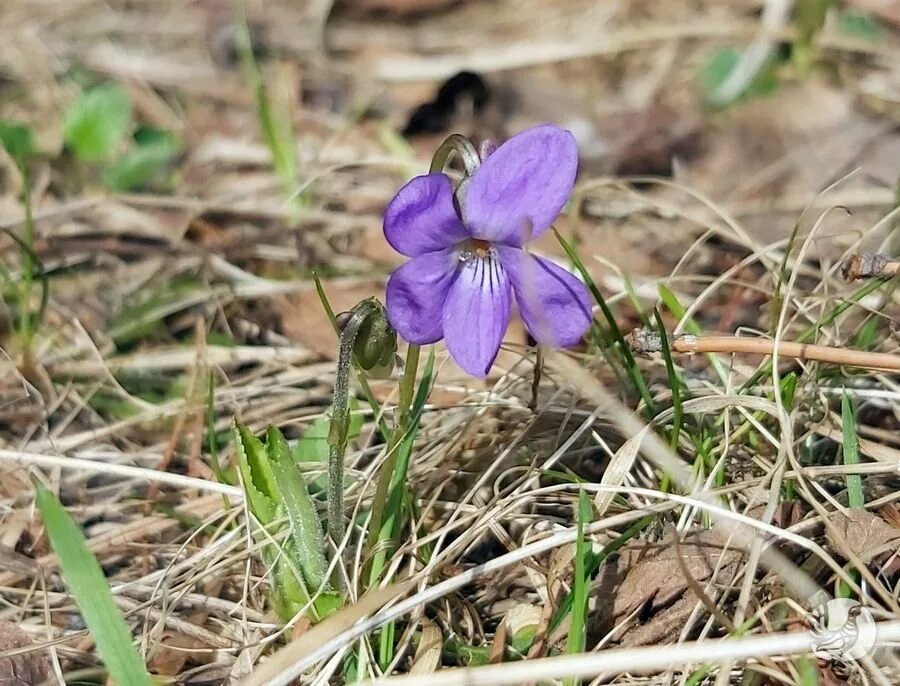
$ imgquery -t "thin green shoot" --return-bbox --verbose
[658,283,728,383]
[840,391,864,509]
[555,228,656,415]
[206,372,227,485]
[4,163,49,360]
[652,307,684,451]
[551,515,652,630]
[373,351,434,669]
[770,219,803,334]
[234,0,298,206]
[563,490,592,686]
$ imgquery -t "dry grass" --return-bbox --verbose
[0,0,899,684]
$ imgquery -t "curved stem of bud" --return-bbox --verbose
[429,133,480,176]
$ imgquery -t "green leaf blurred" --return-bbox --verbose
[63,84,133,161]
[34,482,154,686]
[109,276,210,346]
[0,120,37,162]
[103,128,181,191]
[838,11,884,41]
[294,401,363,463]
[700,47,780,106]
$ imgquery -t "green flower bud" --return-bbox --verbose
[353,298,397,372]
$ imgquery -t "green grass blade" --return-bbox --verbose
[652,307,684,451]
[658,283,729,383]
[551,515,651,631]
[234,3,296,192]
[564,490,592,686]
[740,278,888,392]
[374,350,435,669]
[34,482,153,686]
[206,372,227,485]
[554,229,656,414]
[840,390,864,509]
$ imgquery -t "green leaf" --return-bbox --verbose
[266,426,330,593]
[233,423,278,524]
[103,128,181,191]
[853,315,881,350]
[0,120,37,162]
[234,424,340,623]
[652,307,684,452]
[509,624,537,654]
[34,482,153,686]
[63,84,133,161]
[795,655,821,686]
[779,372,798,409]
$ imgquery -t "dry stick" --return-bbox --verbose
[629,330,900,373]
[841,252,899,281]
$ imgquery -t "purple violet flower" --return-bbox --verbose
[383,124,593,377]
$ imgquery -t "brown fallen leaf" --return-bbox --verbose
[274,278,383,359]
[879,504,900,529]
[826,510,900,564]
[409,618,443,674]
[609,528,742,646]
[0,621,50,686]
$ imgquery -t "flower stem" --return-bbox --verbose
[314,273,390,440]
[327,302,377,545]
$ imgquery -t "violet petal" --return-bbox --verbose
[463,125,578,246]
[386,249,459,344]
[384,173,469,257]
[442,255,511,377]
[497,246,592,347]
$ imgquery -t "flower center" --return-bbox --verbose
[458,238,494,265]
[470,238,491,256]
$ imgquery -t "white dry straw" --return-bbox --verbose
[359,621,900,686]
[0,448,242,499]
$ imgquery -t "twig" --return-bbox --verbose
[628,329,900,373]
[841,252,899,281]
